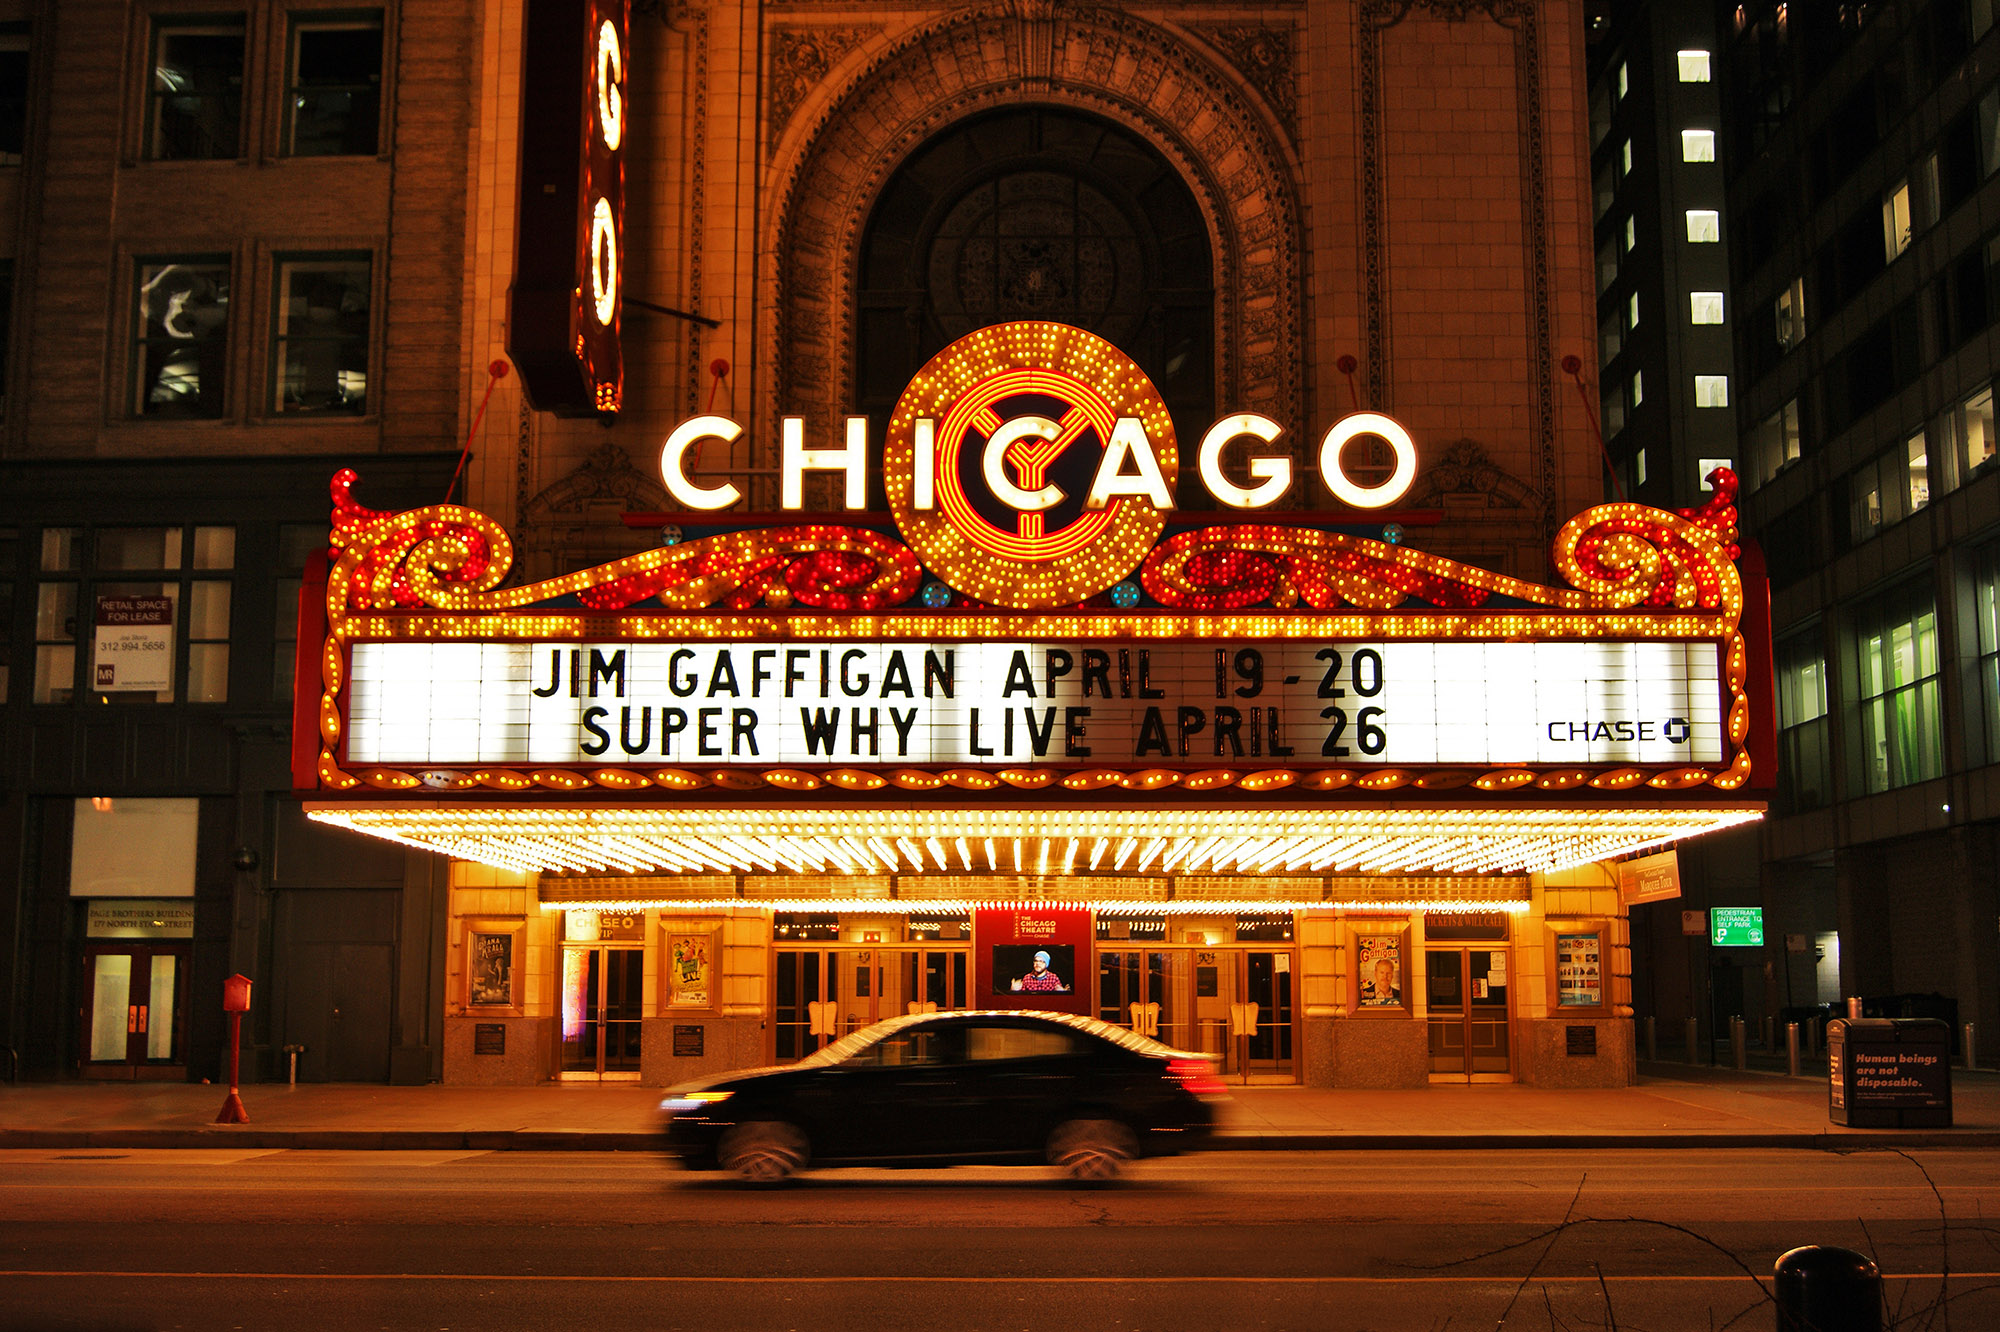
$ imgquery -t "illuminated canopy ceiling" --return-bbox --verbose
[305,801,1762,882]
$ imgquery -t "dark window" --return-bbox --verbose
[0,258,13,419]
[0,26,28,165]
[1973,539,2000,765]
[286,12,383,156]
[854,107,1214,505]
[1755,498,1823,589]
[133,257,230,418]
[147,18,245,160]
[270,252,370,413]
[0,525,14,703]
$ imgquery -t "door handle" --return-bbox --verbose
[127,1005,138,1033]
[136,1006,148,1034]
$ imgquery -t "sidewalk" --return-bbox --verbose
[5,1063,1999,1151]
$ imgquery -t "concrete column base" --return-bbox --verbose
[642,1016,766,1086]
[1514,1017,1636,1086]
[443,1016,557,1084]
[1303,1016,1429,1087]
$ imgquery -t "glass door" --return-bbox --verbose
[559,945,643,1079]
[901,949,969,1014]
[774,950,838,1060]
[80,945,187,1079]
[1243,950,1295,1075]
[1425,947,1510,1078]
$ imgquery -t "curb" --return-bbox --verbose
[5,1129,1999,1152]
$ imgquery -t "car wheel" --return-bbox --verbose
[1048,1118,1137,1181]
[718,1121,808,1183]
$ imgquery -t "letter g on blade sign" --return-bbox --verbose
[881,321,1179,609]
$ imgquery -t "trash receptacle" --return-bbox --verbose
[1828,1018,1952,1128]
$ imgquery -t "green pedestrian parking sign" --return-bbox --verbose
[1710,907,1765,947]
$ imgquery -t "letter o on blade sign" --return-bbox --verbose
[1319,412,1418,509]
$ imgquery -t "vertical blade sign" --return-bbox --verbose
[509,0,627,416]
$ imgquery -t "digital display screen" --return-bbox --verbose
[993,944,1074,995]
[1710,907,1765,948]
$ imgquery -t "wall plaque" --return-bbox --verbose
[474,1023,506,1055]
[673,1024,705,1057]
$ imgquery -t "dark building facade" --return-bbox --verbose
[1596,0,2000,1053]
[0,0,476,1083]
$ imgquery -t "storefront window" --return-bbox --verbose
[1850,576,1943,793]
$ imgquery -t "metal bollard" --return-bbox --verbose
[1965,1022,1977,1072]
[1787,1022,1801,1078]
[1686,1016,1700,1065]
[1774,1245,1881,1331]
[282,1043,307,1088]
[1643,1015,1657,1062]
[1763,1015,1775,1050]
[1732,1015,1747,1071]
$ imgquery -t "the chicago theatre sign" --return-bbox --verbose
[300,322,1767,878]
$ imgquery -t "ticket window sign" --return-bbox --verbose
[1710,907,1765,948]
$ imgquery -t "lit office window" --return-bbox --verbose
[1627,292,1639,330]
[1690,292,1725,324]
[1775,631,1830,811]
[1624,216,1637,251]
[1685,209,1720,242]
[1953,384,1997,480]
[1906,432,1930,513]
[1850,578,1943,794]
[1630,371,1644,407]
[1635,448,1649,486]
[1776,277,1805,350]
[271,253,371,414]
[1677,50,1712,82]
[1694,375,1729,407]
[1697,457,1735,490]
[1750,400,1803,483]
[1975,540,2000,764]
[132,257,230,418]
[1616,61,1628,100]
[1883,180,1913,260]
[1620,140,1633,177]
[1681,129,1716,162]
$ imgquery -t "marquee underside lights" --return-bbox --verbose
[303,803,1766,879]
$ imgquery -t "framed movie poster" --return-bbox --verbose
[666,929,717,1009]
[465,920,522,1011]
[1554,929,1604,1008]
[1353,927,1409,1012]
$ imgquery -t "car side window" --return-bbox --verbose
[963,1025,1078,1061]
[845,1027,958,1067]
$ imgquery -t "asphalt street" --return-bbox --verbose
[0,1147,1995,1330]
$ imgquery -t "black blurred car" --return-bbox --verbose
[660,1010,1226,1181]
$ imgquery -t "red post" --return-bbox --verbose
[216,973,251,1124]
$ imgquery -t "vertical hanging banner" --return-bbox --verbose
[509,0,626,415]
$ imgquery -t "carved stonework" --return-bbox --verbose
[1359,0,1557,540]
[525,441,670,519]
[1190,23,1298,141]
[1407,439,1537,510]
[768,26,873,147]
[766,4,1304,447]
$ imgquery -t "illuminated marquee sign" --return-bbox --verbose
[304,319,1762,801]
[509,0,626,416]
[659,323,1420,607]
[345,639,1723,768]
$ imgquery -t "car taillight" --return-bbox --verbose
[1166,1057,1226,1096]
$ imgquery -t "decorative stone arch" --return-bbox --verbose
[762,4,1305,449]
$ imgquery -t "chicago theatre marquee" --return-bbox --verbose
[300,320,1771,1088]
